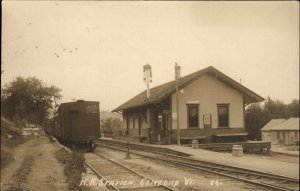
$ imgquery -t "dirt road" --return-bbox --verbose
[1,134,68,191]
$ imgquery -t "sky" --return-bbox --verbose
[2,1,299,111]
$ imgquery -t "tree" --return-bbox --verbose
[286,99,299,118]
[246,97,299,140]
[101,117,122,136]
[101,117,114,135]
[245,103,268,140]
[263,97,287,119]
[1,76,62,125]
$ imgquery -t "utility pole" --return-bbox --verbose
[175,62,181,146]
[143,64,152,143]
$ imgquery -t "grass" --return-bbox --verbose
[1,147,14,169]
[1,117,26,147]
[1,116,28,169]
[47,134,57,143]
[55,148,90,191]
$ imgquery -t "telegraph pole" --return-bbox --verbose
[175,62,181,146]
[143,64,152,143]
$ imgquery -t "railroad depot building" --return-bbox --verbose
[113,66,264,144]
[261,118,299,145]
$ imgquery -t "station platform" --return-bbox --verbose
[99,137,299,178]
[270,144,299,156]
[162,144,299,178]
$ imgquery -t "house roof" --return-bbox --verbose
[270,118,299,131]
[260,119,287,131]
[113,66,265,112]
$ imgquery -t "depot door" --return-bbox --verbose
[162,114,170,144]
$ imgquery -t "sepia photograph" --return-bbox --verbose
[1,1,299,191]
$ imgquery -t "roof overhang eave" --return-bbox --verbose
[112,101,158,112]
[244,95,265,105]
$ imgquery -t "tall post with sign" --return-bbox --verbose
[143,64,152,142]
[175,62,181,146]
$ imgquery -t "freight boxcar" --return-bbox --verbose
[53,100,100,151]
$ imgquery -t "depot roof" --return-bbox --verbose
[113,66,264,112]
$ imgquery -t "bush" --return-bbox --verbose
[55,148,87,191]
[1,117,23,136]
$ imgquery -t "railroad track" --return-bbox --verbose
[96,139,299,191]
[85,152,176,191]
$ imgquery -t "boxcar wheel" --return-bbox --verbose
[72,143,77,150]
[88,142,95,152]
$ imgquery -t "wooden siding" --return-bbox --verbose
[171,73,244,130]
[266,130,300,145]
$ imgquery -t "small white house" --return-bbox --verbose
[261,118,299,145]
[260,119,286,142]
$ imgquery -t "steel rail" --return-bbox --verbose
[85,161,120,191]
[93,152,176,191]
[96,141,299,191]
[96,139,299,182]
[86,152,175,191]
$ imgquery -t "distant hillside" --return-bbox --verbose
[100,110,122,120]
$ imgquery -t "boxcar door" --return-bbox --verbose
[69,110,79,141]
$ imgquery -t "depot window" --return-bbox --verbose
[217,104,229,127]
[187,104,199,128]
